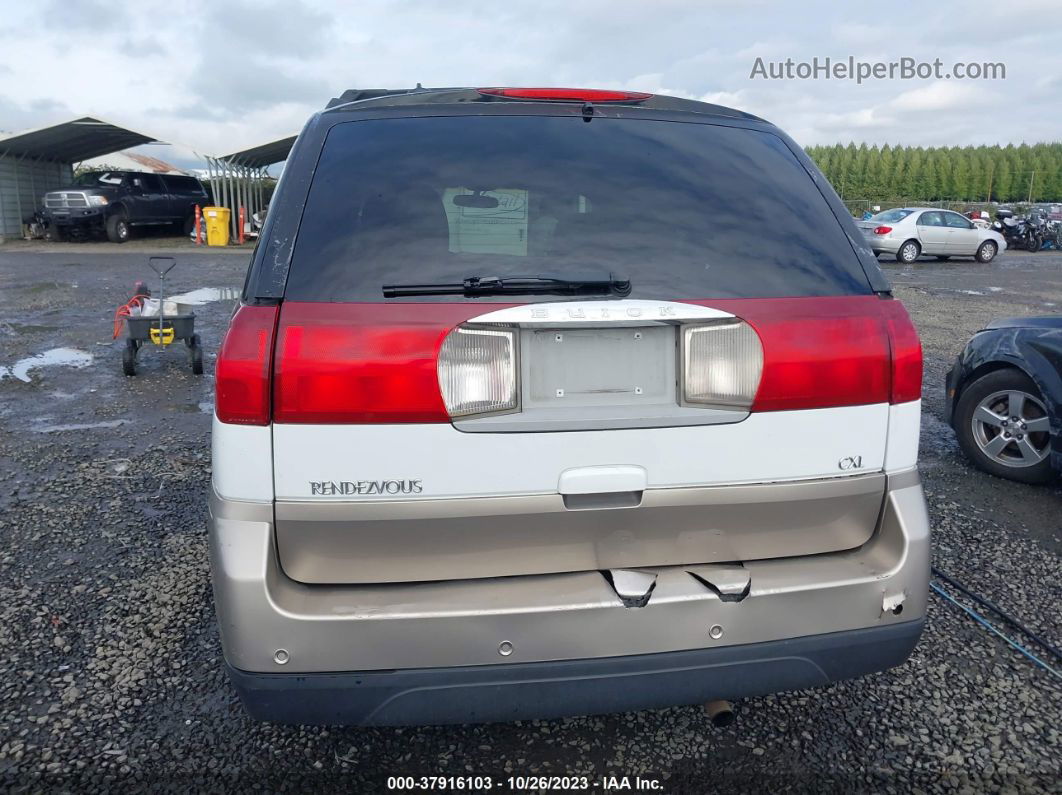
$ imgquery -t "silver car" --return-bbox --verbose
[859,207,1006,263]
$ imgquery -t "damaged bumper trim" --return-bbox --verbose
[227,620,925,726]
[208,469,929,675]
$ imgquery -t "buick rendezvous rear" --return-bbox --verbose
[209,87,929,725]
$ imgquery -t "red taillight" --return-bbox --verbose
[267,296,921,425]
[272,303,511,424]
[873,226,892,235]
[697,296,916,411]
[477,87,652,103]
[881,300,923,403]
[215,304,279,426]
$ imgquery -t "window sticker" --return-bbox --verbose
[443,188,529,256]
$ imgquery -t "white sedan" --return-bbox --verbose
[858,207,1007,263]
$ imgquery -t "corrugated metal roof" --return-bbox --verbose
[0,117,159,163]
[220,135,297,168]
[80,150,188,174]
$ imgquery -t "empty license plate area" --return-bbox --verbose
[524,326,676,409]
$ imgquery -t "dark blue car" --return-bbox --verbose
[946,316,1062,484]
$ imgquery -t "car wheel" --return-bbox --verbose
[935,255,950,261]
[954,369,1055,484]
[976,240,998,263]
[896,240,921,263]
[48,226,67,242]
[122,339,138,376]
[181,215,195,236]
[106,214,131,243]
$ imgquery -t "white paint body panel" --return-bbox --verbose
[271,403,891,501]
[884,400,921,473]
[211,416,273,502]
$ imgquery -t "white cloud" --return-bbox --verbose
[0,0,1055,164]
[889,81,985,112]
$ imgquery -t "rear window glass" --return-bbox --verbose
[871,209,915,223]
[161,175,204,193]
[285,116,871,301]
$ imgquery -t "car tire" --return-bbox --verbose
[106,214,131,244]
[47,225,67,242]
[189,335,204,375]
[122,339,138,376]
[954,369,1055,484]
[181,215,195,236]
[976,240,998,263]
[935,255,950,261]
[896,240,921,263]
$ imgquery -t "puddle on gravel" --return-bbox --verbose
[32,419,131,433]
[7,322,62,334]
[166,286,241,305]
[21,281,77,294]
[0,348,94,382]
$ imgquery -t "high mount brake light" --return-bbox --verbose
[477,88,653,103]
[873,226,893,235]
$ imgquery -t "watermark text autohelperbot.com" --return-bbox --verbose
[750,56,1005,83]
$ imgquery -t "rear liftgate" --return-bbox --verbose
[255,295,921,592]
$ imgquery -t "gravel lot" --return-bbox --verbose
[0,240,1059,792]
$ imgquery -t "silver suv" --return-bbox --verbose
[209,87,929,725]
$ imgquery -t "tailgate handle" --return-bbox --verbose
[559,466,647,510]
[559,465,647,494]
[563,490,642,510]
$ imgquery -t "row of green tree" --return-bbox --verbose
[805,142,1062,203]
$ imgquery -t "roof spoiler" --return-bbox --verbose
[325,87,430,109]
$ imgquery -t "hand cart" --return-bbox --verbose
[117,257,203,376]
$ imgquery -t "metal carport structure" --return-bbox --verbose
[0,117,158,239]
[203,135,296,242]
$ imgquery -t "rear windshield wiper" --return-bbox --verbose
[383,275,632,298]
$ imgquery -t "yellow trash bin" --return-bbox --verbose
[204,207,231,247]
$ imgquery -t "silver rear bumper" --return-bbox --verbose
[209,469,929,679]
[227,620,924,725]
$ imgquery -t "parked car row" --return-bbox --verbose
[38,170,209,242]
[859,207,1006,263]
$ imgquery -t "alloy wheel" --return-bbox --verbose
[970,389,1051,467]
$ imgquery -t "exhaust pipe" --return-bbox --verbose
[704,699,735,728]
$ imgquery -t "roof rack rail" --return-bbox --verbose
[325,86,430,110]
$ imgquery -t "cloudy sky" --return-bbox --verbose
[0,0,1058,168]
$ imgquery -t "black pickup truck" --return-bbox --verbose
[41,171,210,242]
